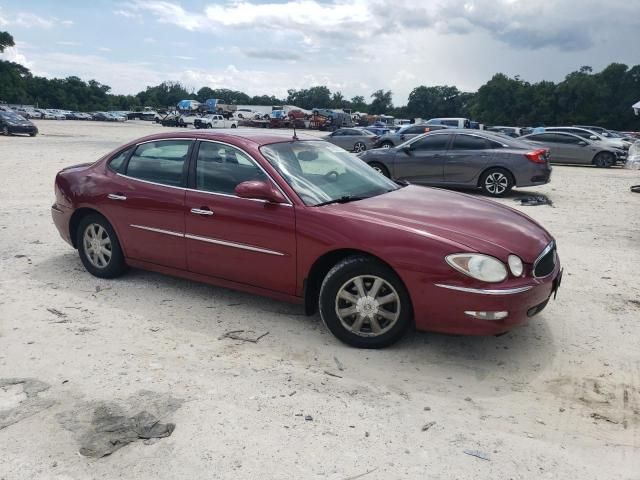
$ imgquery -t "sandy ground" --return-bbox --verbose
[1,120,639,480]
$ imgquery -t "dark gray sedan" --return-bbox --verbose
[375,124,448,149]
[325,128,378,153]
[359,130,552,197]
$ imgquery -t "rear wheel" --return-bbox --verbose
[480,168,514,197]
[29,132,37,137]
[353,141,367,153]
[369,162,390,178]
[77,214,127,279]
[230,124,237,128]
[593,152,614,168]
[319,256,412,348]
[380,141,394,149]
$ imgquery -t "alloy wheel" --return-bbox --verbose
[334,275,401,337]
[485,172,509,195]
[353,142,366,153]
[83,223,112,268]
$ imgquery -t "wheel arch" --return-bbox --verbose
[303,248,413,317]
[68,207,117,249]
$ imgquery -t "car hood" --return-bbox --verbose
[330,185,552,263]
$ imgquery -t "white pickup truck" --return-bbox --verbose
[193,114,238,129]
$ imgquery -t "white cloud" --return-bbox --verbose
[98,47,112,52]
[0,47,33,69]
[0,7,73,29]
[56,41,81,46]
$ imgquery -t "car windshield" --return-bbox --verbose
[260,140,399,206]
[0,111,23,121]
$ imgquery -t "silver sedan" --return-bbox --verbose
[325,128,378,153]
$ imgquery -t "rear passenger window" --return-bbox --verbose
[195,142,266,195]
[451,135,489,150]
[126,140,191,187]
[108,147,133,173]
[411,134,450,151]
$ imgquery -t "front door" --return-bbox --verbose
[184,140,297,295]
[393,133,451,184]
[101,139,192,270]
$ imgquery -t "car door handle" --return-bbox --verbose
[107,193,127,201]
[191,207,214,216]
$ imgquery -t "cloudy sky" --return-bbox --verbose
[1,0,639,103]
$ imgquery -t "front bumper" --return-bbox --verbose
[8,125,38,135]
[406,260,562,335]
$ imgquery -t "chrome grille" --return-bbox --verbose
[533,242,556,278]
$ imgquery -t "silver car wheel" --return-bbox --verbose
[353,142,366,153]
[485,172,509,195]
[334,275,400,337]
[381,143,391,149]
[83,223,112,269]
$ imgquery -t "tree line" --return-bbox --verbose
[1,30,639,129]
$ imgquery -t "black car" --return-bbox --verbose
[0,111,38,136]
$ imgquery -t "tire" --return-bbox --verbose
[2,126,8,136]
[319,256,412,348]
[353,141,367,153]
[230,124,237,128]
[480,168,514,197]
[380,141,394,149]
[29,132,37,137]
[369,162,390,178]
[76,213,127,279]
[593,152,614,168]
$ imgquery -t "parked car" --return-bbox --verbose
[107,112,127,122]
[325,128,378,153]
[51,130,561,348]
[376,124,448,149]
[92,112,116,121]
[0,110,38,136]
[544,127,631,153]
[425,117,472,129]
[359,130,551,197]
[486,126,530,138]
[520,131,624,167]
[233,108,260,120]
[363,126,391,136]
[194,114,238,129]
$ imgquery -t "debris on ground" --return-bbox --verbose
[218,330,269,343]
[463,449,491,461]
[46,308,67,318]
[324,370,343,378]
[517,195,553,207]
[0,378,54,430]
[421,421,436,432]
[590,412,618,424]
[304,415,313,421]
[56,390,182,458]
[341,467,378,480]
[334,356,345,371]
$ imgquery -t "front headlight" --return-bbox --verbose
[446,254,508,283]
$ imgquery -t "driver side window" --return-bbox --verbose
[195,142,266,195]
[411,134,450,151]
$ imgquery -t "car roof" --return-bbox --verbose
[124,129,320,146]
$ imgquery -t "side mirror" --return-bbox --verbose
[235,181,287,204]
[401,145,412,154]
[590,135,598,140]
[578,141,588,146]
[400,134,406,140]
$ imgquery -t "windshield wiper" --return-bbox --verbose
[314,195,368,207]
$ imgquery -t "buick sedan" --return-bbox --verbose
[51,130,562,348]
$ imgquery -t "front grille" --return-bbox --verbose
[533,242,556,278]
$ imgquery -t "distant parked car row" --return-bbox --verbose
[1,105,128,122]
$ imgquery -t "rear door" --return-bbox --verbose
[393,133,451,184]
[102,139,192,269]
[443,133,494,184]
[184,140,297,294]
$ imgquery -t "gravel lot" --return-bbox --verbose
[1,120,639,479]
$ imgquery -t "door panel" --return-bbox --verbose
[393,134,451,183]
[443,134,493,183]
[101,174,187,269]
[185,193,296,294]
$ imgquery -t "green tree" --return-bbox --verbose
[0,31,14,52]
[350,95,368,112]
[369,90,393,115]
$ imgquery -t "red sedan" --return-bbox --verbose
[51,130,562,348]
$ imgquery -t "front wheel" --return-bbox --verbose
[77,214,127,279]
[380,141,394,149]
[230,124,237,128]
[480,168,514,197]
[2,126,8,136]
[319,256,412,348]
[353,141,367,153]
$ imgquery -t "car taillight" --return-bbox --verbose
[525,148,547,164]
